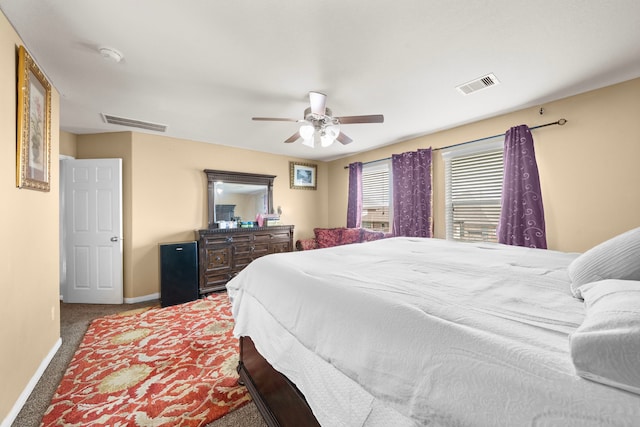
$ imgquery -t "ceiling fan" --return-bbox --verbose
[252,92,384,148]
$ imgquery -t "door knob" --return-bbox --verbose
[110,236,119,242]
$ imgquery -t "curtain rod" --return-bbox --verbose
[344,119,567,169]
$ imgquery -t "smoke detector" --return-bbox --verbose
[99,47,123,63]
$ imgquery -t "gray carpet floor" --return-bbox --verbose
[12,299,267,427]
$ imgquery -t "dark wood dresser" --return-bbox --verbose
[196,225,294,295]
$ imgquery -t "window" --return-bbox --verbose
[361,160,392,232]
[443,138,503,243]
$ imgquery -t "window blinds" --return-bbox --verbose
[361,161,391,231]
[445,149,503,242]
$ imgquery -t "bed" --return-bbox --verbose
[226,235,640,426]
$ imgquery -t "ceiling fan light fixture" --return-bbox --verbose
[299,123,315,140]
[327,123,340,137]
[321,124,340,147]
[301,137,315,148]
[320,133,334,147]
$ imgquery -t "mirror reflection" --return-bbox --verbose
[214,182,268,223]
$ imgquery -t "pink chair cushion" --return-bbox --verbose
[340,228,362,245]
[295,238,318,251]
[306,227,387,250]
[361,229,386,242]
[314,228,345,248]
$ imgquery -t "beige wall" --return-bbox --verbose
[75,131,327,299]
[1,12,61,423]
[59,130,77,157]
[327,78,640,253]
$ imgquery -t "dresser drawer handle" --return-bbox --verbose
[226,237,234,243]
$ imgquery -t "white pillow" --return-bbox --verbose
[569,279,640,395]
[568,227,640,298]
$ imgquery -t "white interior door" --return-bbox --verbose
[64,158,123,304]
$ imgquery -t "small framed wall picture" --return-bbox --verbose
[289,162,317,190]
[16,45,52,191]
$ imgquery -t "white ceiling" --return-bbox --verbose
[2,1,640,161]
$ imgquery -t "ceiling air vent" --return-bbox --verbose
[456,73,500,95]
[101,113,167,132]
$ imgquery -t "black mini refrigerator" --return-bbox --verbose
[159,241,199,307]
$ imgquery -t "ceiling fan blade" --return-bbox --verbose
[284,131,301,143]
[335,114,384,124]
[252,117,300,122]
[309,92,327,116]
[336,132,353,145]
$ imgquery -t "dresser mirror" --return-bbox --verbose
[205,169,275,228]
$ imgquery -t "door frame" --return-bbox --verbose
[59,155,74,300]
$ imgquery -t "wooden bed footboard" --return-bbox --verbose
[237,336,321,427]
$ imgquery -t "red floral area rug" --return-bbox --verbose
[41,293,250,427]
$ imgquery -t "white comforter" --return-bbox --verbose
[227,237,640,426]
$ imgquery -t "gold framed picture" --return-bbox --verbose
[16,45,52,191]
[289,161,317,190]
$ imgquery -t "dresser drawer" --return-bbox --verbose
[270,241,291,253]
[270,231,293,241]
[202,234,233,246]
[203,246,231,272]
[252,230,292,243]
[202,271,232,288]
[200,272,232,294]
[234,242,269,268]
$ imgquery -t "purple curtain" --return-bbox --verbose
[497,125,547,248]
[346,162,362,228]
[391,148,432,237]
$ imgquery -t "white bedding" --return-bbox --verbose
[227,237,640,426]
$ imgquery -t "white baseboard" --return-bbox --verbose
[59,294,159,304]
[1,337,62,427]
[124,292,160,304]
